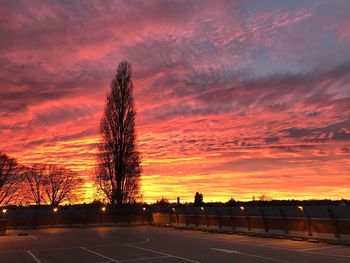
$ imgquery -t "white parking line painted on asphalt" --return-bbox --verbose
[29,235,38,240]
[126,244,201,263]
[210,248,239,253]
[84,237,150,249]
[81,247,122,263]
[33,246,81,252]
[298,250,350,258]
[120,255,171,262]
[127,237,150,245]
[298,245,339,251]
[27,250,42,263]
[210,247,288,263]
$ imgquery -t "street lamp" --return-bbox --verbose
[1,208,7,220]
[142,207,146,225]
[298,206,304,212]
[240,206,245,211]
[51,207,58,228]
[100,207,106,226]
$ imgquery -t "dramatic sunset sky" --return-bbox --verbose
[1,0,350,203]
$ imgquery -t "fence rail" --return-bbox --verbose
[152,206,350,242]
[1,206,152,230]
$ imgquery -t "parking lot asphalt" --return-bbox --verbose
[0,226,349,262]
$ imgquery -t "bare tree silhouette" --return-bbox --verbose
[24,164,47,205]
[95,164,114,204]
[96,61,141,206]
[0,153,22,206]
[43,165,78,206]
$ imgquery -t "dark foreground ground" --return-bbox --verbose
[0,226,349,263]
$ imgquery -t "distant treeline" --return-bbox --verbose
[153,193,349,208]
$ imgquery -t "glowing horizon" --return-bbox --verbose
[1,1,350,204]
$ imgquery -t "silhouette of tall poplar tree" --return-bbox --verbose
[97,61,141,206]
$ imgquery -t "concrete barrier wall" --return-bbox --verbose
[2,206,152,229]
[153,206,350,242]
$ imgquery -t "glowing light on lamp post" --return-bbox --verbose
[2,209,7,214]
[298,206,304,212]
[101,207,106,212]
[53,207,58,213]
[240,206,245,211]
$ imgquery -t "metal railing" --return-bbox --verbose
[152,206,350,241]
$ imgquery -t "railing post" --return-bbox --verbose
[100,208,103,226]
[279,208,289,235]
[69,208,72,227]
[230,209,236,231]
[260,208,269,233]
[51,208,55,228]
[328,208,340,238]
[215,209,222,229]
[175,209,179,226]
[206,212,209,228]
[185,211,189,226]
[14,207,18,229]
[33,208,38,229]
[114,208,118,224]
[84,207,88,227]
[246,213,251,232]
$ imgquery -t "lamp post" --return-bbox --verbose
[198,207,205,228]
[51,207,58,227]
[2,208,7,219]
[298,206,312,236]
[172,207,178,225]
[0,208,7,235]
[142,207,146,224]
[240,206,251,232]
[100,207,106,226]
